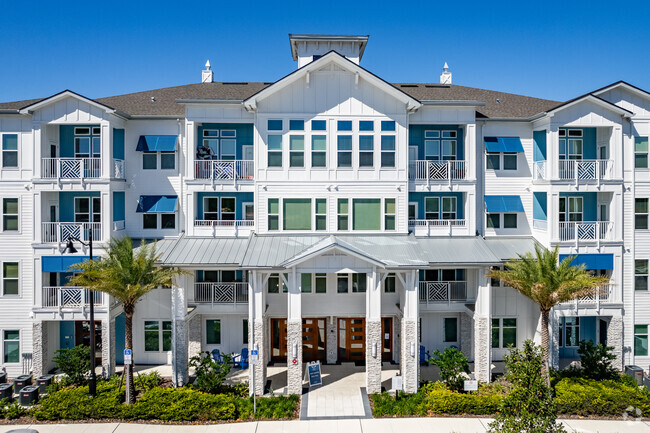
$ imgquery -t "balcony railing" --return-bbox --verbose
[42,222,102,243]
[559,160,613,183]
[563,285,612,306]
[558,221,614,244]
[409,219,466,236]
[194,160,254,182]
[194,220,254,227]
[419,281,467,304]
[113,159,125,179]
[41,286,104,310]
[194,282,248,306]
[533,161,546,180]
[409,160,466,182]
[42,158,102,179]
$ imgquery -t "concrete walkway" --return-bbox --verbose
[2,418,650,433]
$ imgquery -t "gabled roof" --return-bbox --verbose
[242,51,422,112]
[17,89,127,118]
[591,80,650,101]
[280,235,386,268]
[541,92,633,118]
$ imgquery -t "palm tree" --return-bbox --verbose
[487,244,609,383]
[68,237,189,404]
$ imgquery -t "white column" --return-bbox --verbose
[249,271,267,396]
[33,122,42,178]
[102,190,112,241]
[171,277,188,387]
[286,268,303,395]
[474,268,492,383]
[101,121,112,179]
[548,126,559,179]
[466,123,476,181]
[186,121,196,179]
[366,268,382,394]
[400,270,419,393]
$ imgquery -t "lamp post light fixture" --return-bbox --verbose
[63,230,96,397]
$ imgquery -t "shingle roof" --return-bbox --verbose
[0,97,46,111]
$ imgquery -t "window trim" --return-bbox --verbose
[1,133,19,169]
[634,324,648,356]
[635,137,649,169]
[492,317,517,348]
[205,318,222,345]
[635,198,649,230]
[1,261,19,297]
[635,259,648,291]
[2,329,20,364]
[2,197,19,232]
[443,317,458,343]
[143,320,172,353]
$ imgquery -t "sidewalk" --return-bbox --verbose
[1,418,650,433]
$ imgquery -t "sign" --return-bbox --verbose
[392,375,403,391]
[307,361,322,387]
[250,349,259,364]
[124,349,132,365]
[464,380,478,392]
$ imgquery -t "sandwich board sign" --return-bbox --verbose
[306,361,322,387]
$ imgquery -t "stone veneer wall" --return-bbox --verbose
[173,318,188,386]
[366,319,382,394]
[32,322,47,378]
[474,316,490,383]
[550,314,560,370]
[101,320,113,377]
[460,313,473,360]
[326,318,337,364]
[286,320,303,395]
[400,318,418,393]
[607,316,624,371]
[251,320,266,395]
[188,314,202,360]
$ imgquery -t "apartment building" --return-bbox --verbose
[0,34,648,395]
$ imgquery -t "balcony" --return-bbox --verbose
[562,285,612,306]
[194,282,248,306]
[558,221,614,245]
[194,160,254,182]
[42,222,102,243]
[193,220,254,237]
[534,160,614,184]
[409,160,466,182]
[41,286,105,310]
[41,158,125,180]
[419,281,467,304]
[409,219,467,236]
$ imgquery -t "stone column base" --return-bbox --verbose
[188,314,202,360]
[173,319,188,386]
[250,319,266,396]
[366,319,382,394]
[474,316,490,383]
[32,322,48,378]
[400,318,418,393]
[460,313,473,360]
[607,316,623,371]
[286,320,303,395]
[326,318,337,364]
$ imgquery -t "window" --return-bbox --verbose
[337,136,352,167]
[311,120,326,131]
[204,197,219,220]
[636,260,648,291]
[143,214,175,229]
[385,199,396,230]
[352,273,366,293]
[503,153,517,170]
[359,135,374,167]
[337,120,352,131]
[289,120,304,131]
[143,152,157,170]
[244,203,254,221]
[221,198,235,221]
[3,330,19,363]
[381,121,395,131]
[634,325,648,356]
[2,262,18,296]
[268,199,279,231]
[491,318,500,348]
[384,273,396,293]
[289,135,304,167]
[503,213,518,229]
[636,199,648,229]
[559,197,583,222]
[311,135,327,167]
[3,198,18,231]
[315,199,327,231]
[283,198,311,230]
[559,129,583,160]
[73,127,100,158]
[268,120,282,131]
[443,318,458,343]
[487,153,517,171]
[487,213,500,228]
[144,320,172,352]
[268,274,288,294]
[425,197,439,220]
[2,134,18,168]
[635,137,648,169]
[143,214,157,229]
[200,129,236,160]
[564,317,579,347]
[243,319,248,344]
[268,135,283,167]
[442,197,456,220]
[408,203,417,221]
[75,197,90,223]
[337,199,349,230]
[161,214,175,229]
[487,154,500,170]
[315,273,327,293]
[381,136,395,167]
[490,266,501,288]
[337,274,349,293]
[206,319,221,345]
[352,199,381,230]
[492,318,517,348]
[161,152,175,170]
[301,273,312,293]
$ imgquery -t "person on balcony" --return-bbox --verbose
[197,144,214,160]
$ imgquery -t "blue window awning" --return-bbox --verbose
[559,254,613,270]
[484,195,525,213]
[42,256,90,273]
[136,135,178,152]
[485,137,524,153]
[136,195,178,213]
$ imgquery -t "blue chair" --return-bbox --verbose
[420,345,431,365]
[233,348,249,369]
[211,349,223,364]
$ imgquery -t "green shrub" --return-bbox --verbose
[53,345,91,386]
[0,398,28,419]
[371,390,428,417]
[123,387,236,421]
[428,348,470,392]
[33,380,124,420]
[134,371,162,392]
[425,382,502,415]
[189,351,232,393]
[237,395,299,419]
[577,340,618,380]
[555,377,650,417]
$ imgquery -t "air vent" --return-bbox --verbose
[222,82,248,85]
[400,84,418,88]
[425,84,450,88]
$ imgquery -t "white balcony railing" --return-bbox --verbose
[562,285,612,307]
[409,160,466,182]
[113,159,125,179]
[194,282,248,306]
[533,161,546,180]
[41,222,102,243]
[558,160,613,183]
[194,160,254,182]
[41,158,102,179]
[419,281,467,304]
[558,221,614,245]
[41,286,104,310]
[194,220,254,227]
[409,219,466,236]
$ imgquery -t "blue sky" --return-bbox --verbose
[2,0,649,103]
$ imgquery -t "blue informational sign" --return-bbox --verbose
[307,361,322,387]
[124,349,132,356]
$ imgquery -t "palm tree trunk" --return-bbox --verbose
[124,306,136,404]
[541,308,551,386]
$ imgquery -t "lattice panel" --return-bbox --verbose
[212,285,235,303]
[428,162,448,180]
[212,162,235,180]
[60,160,81,178]
[60,224,81,242]
[577,224,596,240]
[426,283,449,301]
[577,162,596,180]
[60,289,83,307]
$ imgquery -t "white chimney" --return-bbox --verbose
[202,60,213,83]
[440,62,452,84]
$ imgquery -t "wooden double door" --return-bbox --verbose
[338,317,393,363]
[270,318,326,362]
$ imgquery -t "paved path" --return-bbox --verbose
[2,418,650,433]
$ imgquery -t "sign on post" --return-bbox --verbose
[124,349,132,365]
[250,349,259,364]
[307,361,322,387]
[392,375,403,391]
[464,380,478,392]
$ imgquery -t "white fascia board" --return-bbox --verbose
[18,90,125,118]
[592,82,650,101]
[281,243,386,269]
[545,95,632,119]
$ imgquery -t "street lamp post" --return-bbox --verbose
[64,230,96,397]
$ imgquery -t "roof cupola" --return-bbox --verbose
[289,34,369,68]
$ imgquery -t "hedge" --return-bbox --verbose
[555,378,650,417]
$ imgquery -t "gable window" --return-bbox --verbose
[267,120,283,131]
[635,325,648,356]
[359,135,374,167]
[381,136,396,167]
[443,317,458,343]
[289,135,304,167]
[3,198,18,231]
[385,199,396,230]
[359,120,374,131]
[3,330,19,363]
[636,260,648,291]
[311,135,327,167]
[381,121,395,131]
[337,121,352,131]
[2,262,18,296]
[267,135,283,167]
[268,199,279,231]
[337,136,352,167]
[315,199,327,231]
[289,120,304,131]
[636,198,648,229]
[635,137,648,169]
[1,134,18,168]
[337,199,349,230]
[311,120,326,131]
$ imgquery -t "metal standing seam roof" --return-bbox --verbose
[416,237,502,265]
[155,237,249,266]
[482,237,539,261]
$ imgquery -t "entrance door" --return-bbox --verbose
[381,317,393,362]
[74,321,102,363]
[271,319,287,362]
[302,318,326,362]
[338,318,365,362]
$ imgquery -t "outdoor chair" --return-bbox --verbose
[232,348,248,369]
[211,349,223,364]
[420,345,431,365]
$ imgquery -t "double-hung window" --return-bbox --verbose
[3,330,19,363]
[1,134,18,168]
[268,199,279,231]
[359,135,374,167]
[2,262,18,296]
[311,135,327,167]
[144,320,172,352]
[315,199,327,231]
[2,198,18,231]
[337,136,352,168]
[384,199,396,230]
[635,325,648,356]
[268,135,283,167]
[315,273,327,293]
[635,137,649,169]
[636,260,648,291]
[636,198,649,229]
[381,136,395,167]
[337,199,349,230]
[289,121,305,167]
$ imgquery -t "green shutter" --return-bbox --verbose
[352,199,380,230]
[283,199,311,230]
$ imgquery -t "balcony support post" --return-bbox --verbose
[474,269,492,383]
